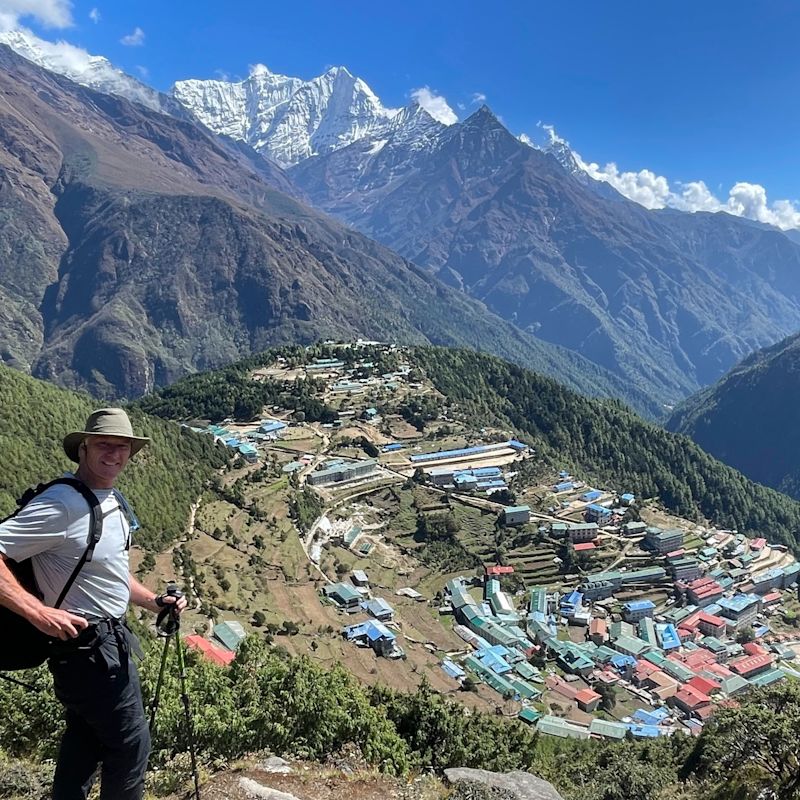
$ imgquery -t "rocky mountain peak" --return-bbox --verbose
[172,63,398,166]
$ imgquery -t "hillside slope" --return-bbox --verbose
[0,45,650,414]
[666,331,800,500]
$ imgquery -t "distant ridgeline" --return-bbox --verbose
[411,347,800,551]
[666,331,800,501]
[0,365,226,551]
[137,343,800,550]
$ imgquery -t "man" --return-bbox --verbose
[0,408,186,800]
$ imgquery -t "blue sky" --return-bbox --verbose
[4,0,800,226]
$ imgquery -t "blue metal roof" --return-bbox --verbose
[441,660,466,679]
[410,444,500,462]
[626,724,661,738]
[624,600,656,612]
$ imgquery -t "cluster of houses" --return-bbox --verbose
[322,571,406,658]
[303,354,412,403]
[409,440,530,498]
[440,526,800,740]
[186,418,288,464]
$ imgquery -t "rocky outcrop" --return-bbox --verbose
[445,768,564,800]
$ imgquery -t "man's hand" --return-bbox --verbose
[156,591,188,615]
[29,606,89,640]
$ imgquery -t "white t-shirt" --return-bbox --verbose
[0,479,131,620]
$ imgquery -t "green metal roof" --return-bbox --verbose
[518,707,541,725]
[536,715,590,739]
[589,718,628,739]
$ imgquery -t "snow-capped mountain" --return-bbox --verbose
[289,101,445,216]
[171,64,400,166]
[0,28,182,115]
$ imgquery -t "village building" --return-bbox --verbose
[717,594,761,628]
[575,687,603,713]
[323,582,362,610]
[623,599,656,623]
[645,527,684,554]
[503,505,531,526]
[567,522,599,543]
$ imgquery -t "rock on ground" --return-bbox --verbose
[444,768,563,800]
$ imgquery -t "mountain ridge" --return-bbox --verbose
[0,44,653,413]
[290,105,800,407]
[666,330,800,500]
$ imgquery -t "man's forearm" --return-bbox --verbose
[129,573,160,613]
[0,554,46,620]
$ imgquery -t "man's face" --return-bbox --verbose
[80,435,132,487]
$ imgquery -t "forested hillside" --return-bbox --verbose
[0,365,226,550]
[667,331,800,500]
[413,347,800,550]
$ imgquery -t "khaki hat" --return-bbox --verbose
[63,408,150,463]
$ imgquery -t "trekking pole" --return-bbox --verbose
[148,584,181,732]
[174,626,201,800]
[149,584,202,800]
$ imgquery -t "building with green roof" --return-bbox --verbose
[613,635,652,658]
[518,707,542,725]
[720,675,750,696]
[536,715,590,740]
[589,719,628,740]
[212,621,246,652]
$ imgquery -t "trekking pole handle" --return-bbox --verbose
[155,583,183,635]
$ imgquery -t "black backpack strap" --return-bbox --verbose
[9,478,104,610]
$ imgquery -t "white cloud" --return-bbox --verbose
[120,25,143,46]
[472,91,486,104]
[135,64,148,79]
[0,0,72,28]
[543,124,800,230]
[410,86,457,125]
[88,6,99,23]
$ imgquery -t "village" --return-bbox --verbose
[165,343,800,743]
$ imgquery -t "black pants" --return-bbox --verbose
[48,621,150,800]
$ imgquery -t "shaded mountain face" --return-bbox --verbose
[290,106,800,408]
[666,331,800,500]
[0,45,646,407]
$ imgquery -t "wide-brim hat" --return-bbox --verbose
[63,408,150,463]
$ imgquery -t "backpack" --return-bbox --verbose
[0,478,103,671]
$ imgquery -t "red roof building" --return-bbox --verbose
[573,542,597,552]
[681,649,717,670]
[762,591,782,607]
[742,642,768,657]
[685,577,724,607]
[688,675,721,695]
[575,687,602,712]
[750,538,767,551]
[485,565,515,575]
[671,685,712,715]
[185,635,235,667]
[729,652,774,678]
[702,663,734,680]
[682,610,727,638]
